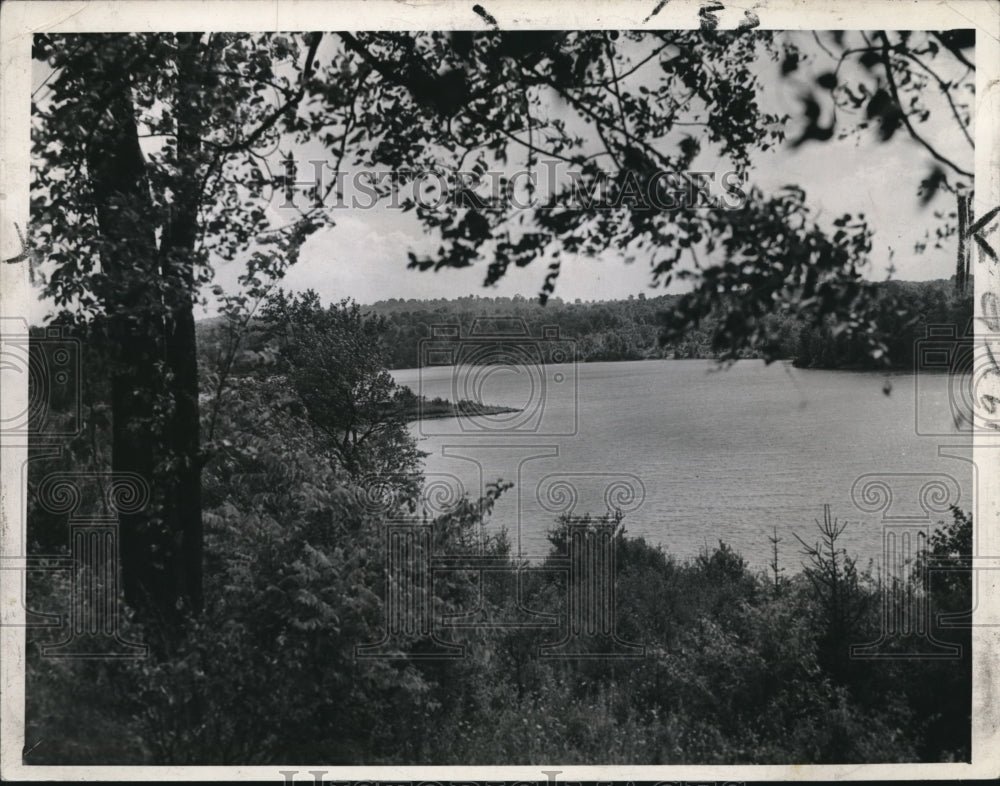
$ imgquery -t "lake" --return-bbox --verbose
[391,359,971,572]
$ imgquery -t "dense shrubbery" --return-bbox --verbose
[25,293,971,765]
[25,502,972,764]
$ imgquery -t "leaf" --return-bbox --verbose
[918,166,946,206]
[859,50,881,70]
[866,89,892,120]
[816,72,837,90]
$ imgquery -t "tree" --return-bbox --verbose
[910,506,973,760]
[32,32,328,630]
[260,290,421,478]
[30,28,889,629]
[794,505,872,683]
[787,31,975,292]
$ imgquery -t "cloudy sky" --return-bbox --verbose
[208,30,967,310]
[253,128,957,307]
[29,30,972,320]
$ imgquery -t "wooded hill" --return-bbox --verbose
[359,278,972,370]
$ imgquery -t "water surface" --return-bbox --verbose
[391,359,970,571]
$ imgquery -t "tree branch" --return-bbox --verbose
[933,32,975,72]
[900,50,974,149]
[218,32,322,154]
[877,31,972,180]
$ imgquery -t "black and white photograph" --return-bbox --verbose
[1,0,998,780]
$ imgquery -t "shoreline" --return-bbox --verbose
[408,404,522,422]
[397,397,522,423]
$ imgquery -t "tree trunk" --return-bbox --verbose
[85,51,164,620]
[956,191,971,296]
[85,38,204,634]
[159,32,205,614]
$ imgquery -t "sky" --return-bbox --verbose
[205,30,967,310]
[230,128,958,307]
[29,30,972,320]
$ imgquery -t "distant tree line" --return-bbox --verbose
[363,279,972,370]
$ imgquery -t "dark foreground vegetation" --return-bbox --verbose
[25,291,971,765]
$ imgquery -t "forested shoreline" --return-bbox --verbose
[190,277,972,375]
[362,278,971,370]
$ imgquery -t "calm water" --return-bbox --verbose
[391,360,971,572]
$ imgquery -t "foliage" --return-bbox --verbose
[26,349,510,763]
[29,28,971,623]
[787,31,975,290]
[793,505,873,684]
[26,489,973,764]
[347,279,970,370]
[798,31,973,190]
[259,290,422,476]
